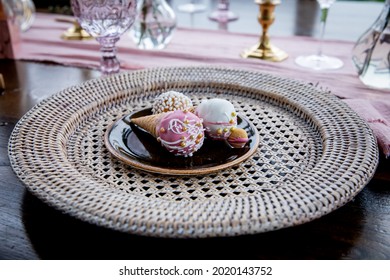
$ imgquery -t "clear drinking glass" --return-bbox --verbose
[70,0,137,75]
[209,0,238,23]
[295,0,343,70]
[4,0,36,32]
[177,0,206,14]
[129,0,177,50]
[352,0,390,90]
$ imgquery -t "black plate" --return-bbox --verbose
[104,108,259,175]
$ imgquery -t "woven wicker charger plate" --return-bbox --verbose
[9,67,378,238]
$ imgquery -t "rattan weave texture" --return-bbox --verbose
[8,67,378,238]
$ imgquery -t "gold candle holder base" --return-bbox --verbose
[241,42,288,62]
[60,21,92,40]
[241,0,288,62]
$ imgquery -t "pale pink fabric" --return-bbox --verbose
[344,99,390,157]
[13,13,390,157]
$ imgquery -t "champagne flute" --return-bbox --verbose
[295,0,343,70]
[70,0,137,75]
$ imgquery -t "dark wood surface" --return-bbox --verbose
[1,59,390,260]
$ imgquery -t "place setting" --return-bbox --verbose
[1,0,389,264]
[8,64,379,237]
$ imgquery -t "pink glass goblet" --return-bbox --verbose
[209,0,238,23]
[70,0,137,75]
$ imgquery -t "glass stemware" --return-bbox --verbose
[70,0,137,75]
[209,0,238,23]
[295,0,343,70]
[177,0,206,14]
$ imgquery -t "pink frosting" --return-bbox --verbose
[156,110,205,157]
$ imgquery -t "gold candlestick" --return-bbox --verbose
[57,18,92,40]
[241,0,288,62]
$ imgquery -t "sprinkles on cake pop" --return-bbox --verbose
[156,110,205,157]
[152,91,193,114]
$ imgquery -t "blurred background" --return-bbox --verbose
[31,0,385,41]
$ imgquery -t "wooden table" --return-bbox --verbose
[0,59,389,260]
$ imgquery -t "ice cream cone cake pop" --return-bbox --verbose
[227,127,249,148]
[152,91,193,114]
[132,110,204,157]
[195,98,237,140]
[131,113,162,138]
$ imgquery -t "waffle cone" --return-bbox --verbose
[131,113,163,138]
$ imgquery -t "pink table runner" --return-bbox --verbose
[12,13,390,157]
